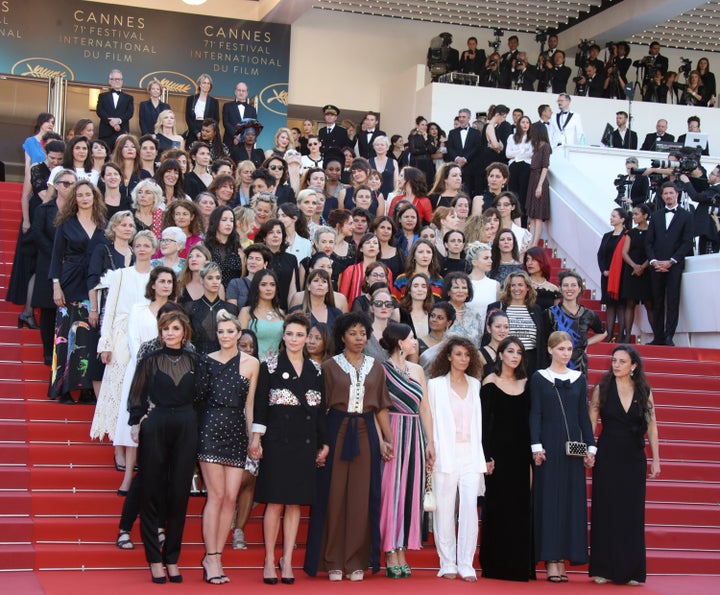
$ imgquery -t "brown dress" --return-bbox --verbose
[303,355,392,576]
[526,142,551,221]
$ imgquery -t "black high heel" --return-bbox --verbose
[202,553,224,585]
[279,558,295,584]
[166,564,183,583]
[149,566,167,584]
[18,313,39,330]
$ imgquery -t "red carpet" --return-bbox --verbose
[1,180,719,580]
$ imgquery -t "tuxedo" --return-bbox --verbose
[645,204,694,343]
[96,90,134,148]
[512,66,538,91]
[541,65,571,93]
[499,50,519,88]
[610,128,638,150]
[446,125,482,194]
[549,110,584,146]
[318,125,351,155]
[222,100,258,147]
[184,94,220,143]
[640,132,675,152]
[355,128,386,159]
[681,179,720,253]
[583,74,605,98]
[459,49,486,76]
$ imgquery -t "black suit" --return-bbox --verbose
[645,205,694,343]
[318,125,350,155]
[222,100,258,163]
[682,179,720,254]
[96,90,134,148]
[138,99,170,136]
[499,50,519,88]
[610,129,638,150]
[640,132,675,152]
[541,65,571,93]
[184,94,220,144]
[355,128,386,159]
[512,66,538,91]
[584,74,605,98]
[446,126,482,194]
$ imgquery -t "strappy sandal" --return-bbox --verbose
[157,528,166,547]
[115,530,134,550]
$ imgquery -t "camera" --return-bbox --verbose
[572,75,584,83]
[488,59,498,67]
[650,156,699,173]
[679,57,692,78]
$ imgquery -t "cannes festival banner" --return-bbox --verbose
[0,0,290,147]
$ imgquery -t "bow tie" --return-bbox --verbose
[543,121,550,126]
[112,90,121,95]
[554,379,571,389]
[665,207,677,214]
[236,101,246,105]
[560,111,569,115]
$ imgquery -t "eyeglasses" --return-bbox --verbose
[54,180,74,187]
[268,165,284,171]
[308,142,320,146]
[372,300,394,308]
[160,238,177,243]
[369,272,386,279]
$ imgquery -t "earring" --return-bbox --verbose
[399,348,404,357]
[182,338,187,347]
[630,368,635,377]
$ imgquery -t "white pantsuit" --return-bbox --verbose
[427,374,486,579]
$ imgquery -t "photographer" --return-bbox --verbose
[459,37,486,77]
[614,158,650,209]
[540,50,571,94]
[634,41,669,83]
[641,149,705,209]
[537,33,559,72]
[511,53,538,91]
[603,42,631,99]
[481,53,502,88]
[575,43,604,76]
[575,63,605,97]
[679,166,720,255]
[499,35,520,89]
[427,32,460,81]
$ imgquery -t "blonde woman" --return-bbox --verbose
[155,109,185,152]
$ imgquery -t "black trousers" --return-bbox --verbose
[509,161,531,226]
[40,308,56,363]
[138,405,198,565]
[650,265,683,342]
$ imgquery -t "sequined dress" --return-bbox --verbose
[197,353,249,467]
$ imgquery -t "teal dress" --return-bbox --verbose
[248,317,284,362]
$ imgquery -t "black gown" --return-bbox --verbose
[620,227,653,302]
[197,352,250,468]
[530,371,595,566]
[480,382,535,581]
[254,353,326,505]
[590,381,648,584]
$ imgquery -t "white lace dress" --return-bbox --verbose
[89,267,149,440]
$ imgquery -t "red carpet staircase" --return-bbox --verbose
[0,181,718,575]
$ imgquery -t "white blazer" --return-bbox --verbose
[550,110,584,146]
[427,374,486,475]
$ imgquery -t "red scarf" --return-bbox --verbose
[607,231,627,300]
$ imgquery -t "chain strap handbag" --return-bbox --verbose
[554,386,588,458]
[423,471,436,512]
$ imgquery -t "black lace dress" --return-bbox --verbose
[186,296,239,354]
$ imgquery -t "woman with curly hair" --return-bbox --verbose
[427,336,486,581]
[589,345,660,586]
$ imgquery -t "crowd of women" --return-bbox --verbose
[7,100,660,586]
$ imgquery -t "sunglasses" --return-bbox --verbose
[268,165,284,171]
[54,180,74,187]
[372,300,394,308]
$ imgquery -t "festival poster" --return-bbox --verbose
[0,0,290,147]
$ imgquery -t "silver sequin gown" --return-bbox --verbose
[197,353,249,467]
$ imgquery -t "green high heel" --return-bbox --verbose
[385,549,402,579]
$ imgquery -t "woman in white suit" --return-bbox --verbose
[427,336,486,582]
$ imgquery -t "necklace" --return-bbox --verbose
[389,357,410,379]
[165,352,183,366]
[257,308,278,321]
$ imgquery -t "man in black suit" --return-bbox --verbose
[446,108,482,195]
[640,119,674,151]
[499,35,520,89]
[96,69,133,149]
[577,63,605,97]
[222,82,257,161]
[355,111,385,159]
[511,53,538,91]
[645,182,694,345]
[680,168,720,255]
[639,41,669,82]
[540,50,571,94]
[609,111,638,149]
[318,104,350,156]
[459,36,486,77]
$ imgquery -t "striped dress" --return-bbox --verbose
[379,361,427,551]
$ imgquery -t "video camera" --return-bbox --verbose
[679,57,693,79]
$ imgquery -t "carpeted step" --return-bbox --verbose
[0,544,34,571]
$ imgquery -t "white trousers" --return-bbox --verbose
[432,442,482,578]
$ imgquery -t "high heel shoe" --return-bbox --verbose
[202,553,224,585]
[18,313,39,330]
[279,558,294,584]
[149,566,167,584]
[166,564,183,583]
[263,558,278,585]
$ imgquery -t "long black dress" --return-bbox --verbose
[530,370,595,566]
[254,352,326,504]
[590,381,648,584]
[197,352,250,468]
[597,231,625,306]
[480,382,535,581]
[620,227,653,302]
